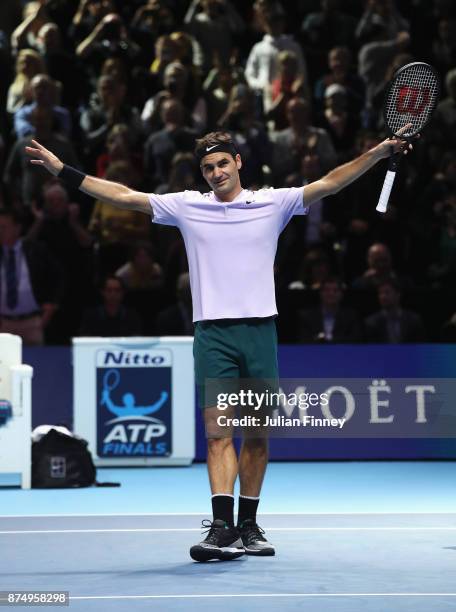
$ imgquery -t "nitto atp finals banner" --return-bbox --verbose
[96,348,172,458]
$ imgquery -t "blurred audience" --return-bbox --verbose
[0,0,453,343]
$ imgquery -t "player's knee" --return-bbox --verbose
[243,437,268,455]
[207,436,233,453]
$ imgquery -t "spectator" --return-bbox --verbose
[11,1,49,53]
[36,22,85,110]
[301,0,357,81]
[316,84,359,162]
[170,31,203,72]
[430,68,456,153]
[0,0,22,42]
[372,51,413,129]
[116,243,164,291]
[218,84,271,188]
[314,46,365,114]
[352,243,406,291]
[278,152,340,262]
[75,12,140,77]
[266,50,308,131]
[79,275,142,337]
[95,123,143,179]
[204,61,243,128]
[356,0,409,44]
[298,277,361,342]
[130,2,175,67]
[80,75,143,162]
[4,106,79,208]
[144,98,197,188]
[142,61,207,134]
[14,74,72,139]
[428,194,456,289]
[149,34,179,81]
[432,17,456,76]
[99,56,129,90]
[358,29,410,126]
[271,97,336,183]
[156,152,207,194]
[6,48,45,115]
[0,208,63,345]
[245,0,307,112]
[88,161,151,277]
[184,0,245,75]
[155,272,193,335]
[288,248,332,291]
[70,0,116,46]
[26,182,93,342]
[364,278,425,342]
[340,130,387,279]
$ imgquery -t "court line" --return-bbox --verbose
[1,526,456,534]
[1,511,455,518]
[70,593,456,601]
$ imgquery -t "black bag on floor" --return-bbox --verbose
[32,428,96,488]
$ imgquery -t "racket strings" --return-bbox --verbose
[385,64,439,138]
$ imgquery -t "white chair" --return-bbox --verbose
[0,333,33,488]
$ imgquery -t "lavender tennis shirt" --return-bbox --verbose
[149,187,307,322]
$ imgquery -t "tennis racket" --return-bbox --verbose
[376,62,440,213]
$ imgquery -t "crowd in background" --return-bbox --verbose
[0,0,455,345]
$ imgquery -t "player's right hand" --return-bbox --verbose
[25,140,64,176]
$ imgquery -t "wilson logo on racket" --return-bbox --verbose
[396,86,431,116]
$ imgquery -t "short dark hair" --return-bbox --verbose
[378,277,401,293]
[0,208,24,227]
[194,131,237,162]
[100,275,126,292]
[321,277,345,291]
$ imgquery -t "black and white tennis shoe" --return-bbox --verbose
[239,519,275,556]
[190,519,245,562]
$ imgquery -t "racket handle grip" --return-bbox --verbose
[376,170,396,213]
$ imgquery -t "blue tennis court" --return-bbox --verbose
[1,462,456,611]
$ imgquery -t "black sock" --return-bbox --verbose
[211,494,234,526]
[237,495,260,525]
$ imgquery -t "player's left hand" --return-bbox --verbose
[375,123,417,159]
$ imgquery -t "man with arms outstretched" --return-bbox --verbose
[26,128,411,561]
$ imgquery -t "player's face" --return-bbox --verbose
[200,152,242,197]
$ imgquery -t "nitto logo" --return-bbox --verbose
[103,352,165,366]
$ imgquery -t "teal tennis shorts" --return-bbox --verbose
[193,317,279,409]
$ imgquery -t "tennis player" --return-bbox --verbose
[26,128,411,562]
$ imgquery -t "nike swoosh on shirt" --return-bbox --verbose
[206,145,218,151]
